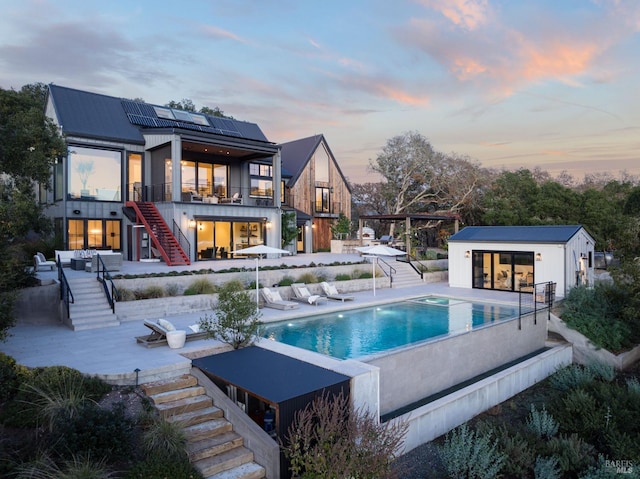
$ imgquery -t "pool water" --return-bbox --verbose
[263,297,518,360]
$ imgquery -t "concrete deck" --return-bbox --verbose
[1,253,523,385]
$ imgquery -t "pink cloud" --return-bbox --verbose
[200,25,247,44]
[416,0,490,30]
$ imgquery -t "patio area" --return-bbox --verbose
[1,253,522,385]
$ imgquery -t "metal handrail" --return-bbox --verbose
[57,257,74,319]
[172,219,191,259]
[396,254,424,280]
[375,257,397,284]
[94,254,119,314]
[518,281,556,329]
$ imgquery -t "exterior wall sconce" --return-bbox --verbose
[536,253,542,261]
[465,250,471,258]
[73,209,81,215]
[188,219,196,229]
[110,211,117,216]
[312,222,316,228]
[266,221,272,228]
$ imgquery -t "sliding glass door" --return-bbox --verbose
[471,251,534,292]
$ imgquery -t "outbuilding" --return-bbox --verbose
[448,225,595,298]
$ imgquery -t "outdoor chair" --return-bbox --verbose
[261,287,299,310]
[136,318,207,348]
[290,283,327,306]
[319,282,355,302]
[34,252,56,271]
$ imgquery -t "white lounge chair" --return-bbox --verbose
[320,282,355,302]
[34,252,56,271]
[136,318,207,348]
[261,287,299,310]
[291,283,327,306]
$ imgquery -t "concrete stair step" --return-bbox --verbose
[143,374,198,396]
[195,446,254,478]
[149,385,206,405]
[167,405,223,426]
[207,461,265,479]
[187,431,244,462]
[184,418,233,442]
[155,394,213,417]
[70,318,120,331]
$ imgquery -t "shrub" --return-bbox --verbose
[439,423,506,479]
[334,273,351,281]
[551,389,603,443]
[199,280,262,349]
[164,283,180,297]
[296,272,318,284]
[278,276,295,286]
[14,453,117,479]
[626,377,640,395]
[494,426,535,477]
[283,391,407,479]
[116,287,136,301]
[549,365,595,392]
[534,456,561,479]
[357,270,373,279]
[527,405,559,439]
[141,416,187,460]
[0,353,27,402]
[140,285,165,299]
[184,277,216,296]
[546,433,596,473]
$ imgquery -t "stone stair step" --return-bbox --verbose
[184,418,233,442]
[142,374,198,396]
[207,461,265,479]
[187,430,244,462]
[156,394,213,417]
[71,317,120,331]
[149,385,205,405]
[195,446,254,478]
[167,405,223,426]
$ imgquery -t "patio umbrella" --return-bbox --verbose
[231,245,291,308]
[355,244,407,296]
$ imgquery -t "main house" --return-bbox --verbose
[42,85,350,264]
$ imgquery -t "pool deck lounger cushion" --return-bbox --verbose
[320,282,355,302]
[136,318,207,348]
[291,283,327,306]
[261,287,299,310]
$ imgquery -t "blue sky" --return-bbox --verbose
[1,0,639,184]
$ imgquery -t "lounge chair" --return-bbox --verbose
[320,282,355,302]
[135,318,208,348]
[261,287,299,310]
[291,283,327,306]
[34,252,56,271]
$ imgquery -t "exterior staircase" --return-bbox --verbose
[66,277,120,330]
[389,260,425,288]
[125,201,190,266]
[143,374,266,479]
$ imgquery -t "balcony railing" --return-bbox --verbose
[127,182,277,207]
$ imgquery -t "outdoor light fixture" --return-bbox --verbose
[73,209,81,215]
[188,219,196,229]
[266,221,272,228]
[465,250,471,258]
[110,211,117,216]
[536,253,543,261]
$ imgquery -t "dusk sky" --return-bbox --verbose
[1,0,639,184]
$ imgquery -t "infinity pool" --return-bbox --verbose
[263,297,518,359]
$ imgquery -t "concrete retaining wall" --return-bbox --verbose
[391,344,573,454]
[15,280,61,324]
[367,311,548,416]
[549,313,640,370]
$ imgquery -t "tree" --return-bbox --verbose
[281,211,298,248]
[198,280,262,349]
[330,213,351,239]
[0,83,66,341]
[166,99,232,118]
[369,131,486,235]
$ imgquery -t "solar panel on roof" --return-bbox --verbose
[121,100,141,115]
[137,103,157,117]
[127,114,157,127]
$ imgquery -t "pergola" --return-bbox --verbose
[358,213,460,256]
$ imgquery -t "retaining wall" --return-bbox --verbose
[391,344,573,454]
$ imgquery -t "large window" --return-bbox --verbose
[250,163,273,198]
[181,160,227,199]
[315,187,330,213]
[314,145,329,183]
[68,219,121,250]
[128,153,142,201]
[472,251,534,292]
[195,220,263,261]
[68,147,122,201]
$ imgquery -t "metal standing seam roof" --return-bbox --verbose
[192,346,350,403]
[280,134,351,193]
[448,225,587,243]
[47,84,271,145]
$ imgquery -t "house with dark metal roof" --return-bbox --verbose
[280,134,351,252]
[43,84,284,264]
[448,225,595,297]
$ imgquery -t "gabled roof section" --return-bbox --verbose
[47,84,270,145]
[280,134,351,192]
[449,225,587,243]
[48,84,144,144]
